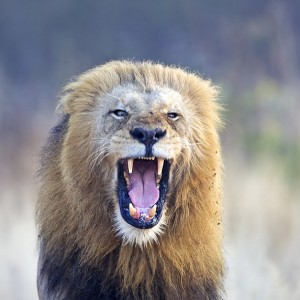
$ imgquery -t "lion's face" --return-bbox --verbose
[60,62,220,247]
[93,84,190,245]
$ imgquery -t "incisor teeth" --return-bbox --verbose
[157,158,164,176]
[128,159,134,174]
[129,203,137,217]
[148,205,157,218]
[139,157,155,160]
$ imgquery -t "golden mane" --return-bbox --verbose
[37,60,224,299]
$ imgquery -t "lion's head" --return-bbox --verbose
[37,61,224,299]
[53,61,222,247]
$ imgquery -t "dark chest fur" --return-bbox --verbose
[38,246,221,300]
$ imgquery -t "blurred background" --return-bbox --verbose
[0,0,299,299]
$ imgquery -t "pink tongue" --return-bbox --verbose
[128,160,159,208]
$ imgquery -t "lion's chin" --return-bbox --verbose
[114,208,167,246]
[117,157,171,230]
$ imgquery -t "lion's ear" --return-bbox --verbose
[56,88,75,115]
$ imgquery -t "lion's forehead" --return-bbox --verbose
[106,84,183,113]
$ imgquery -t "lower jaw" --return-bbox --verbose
[120,208,161,229]
[118,191,164,229]
[114,207,167,246]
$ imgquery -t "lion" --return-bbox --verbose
[37,60,224,299]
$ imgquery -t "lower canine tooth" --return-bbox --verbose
[148,205,157,218]
[129,203,137,217]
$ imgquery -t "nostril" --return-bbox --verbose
[130,128,146,141]
[130,128,166,145]
[154,129,166,140]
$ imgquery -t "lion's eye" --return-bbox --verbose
[167,112,179,121]
[110,109,128,119]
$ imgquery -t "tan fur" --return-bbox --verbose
[37,60,224,299]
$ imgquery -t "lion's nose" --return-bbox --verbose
[130,128,166,155]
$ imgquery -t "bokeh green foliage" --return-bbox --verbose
[224,79,300,185]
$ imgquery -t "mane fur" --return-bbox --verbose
[37,61,224,299]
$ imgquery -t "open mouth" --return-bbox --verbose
[117,157,170,229]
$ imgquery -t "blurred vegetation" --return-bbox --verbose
[0,0,299,184]
[224,80,300,185]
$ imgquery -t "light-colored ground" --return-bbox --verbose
[224,157,300,299]
[0,185,38,300]
[0,153,299,299]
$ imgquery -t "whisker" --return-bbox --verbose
[92,137,110,142]
[88,146,109,172]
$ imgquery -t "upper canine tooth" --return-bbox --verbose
[128,159,134,174]
[157,158,164,176]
